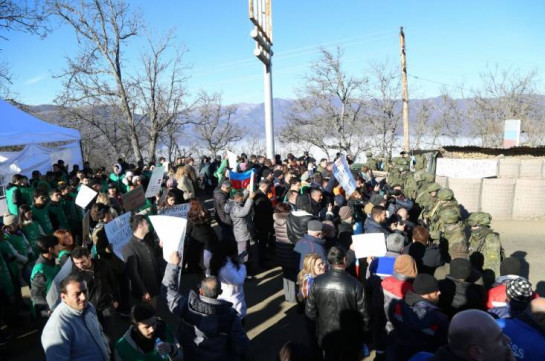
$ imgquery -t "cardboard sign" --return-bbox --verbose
[75,184,97,209]
[351,233,387,258]
[333,155,357,196]
[145,165,167,198]
[82,210,90,246]
[105,212,132,260]
[227,151,237,170]
[249,171,255,191]
[46,258,73,310]
[149,215,187,265]
[158,203,190,218]
[121,185,146,211]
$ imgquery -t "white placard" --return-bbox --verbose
[145,165,167,198]
[75,184,98,208]
[249,171,254,191]
[227,151,237,170]
[159,203,190,218]
[149,215,187,265]
[436,158,498,179]
[333,155,357,196]
[105,212,132,260]
[46,258,73,310]
[352,233,387,258]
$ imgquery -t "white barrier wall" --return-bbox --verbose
[448,178,482,213]
[480,179,516,218]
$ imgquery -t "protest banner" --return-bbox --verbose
[158,203,190,218]
[333,155,357,196]
[227,150,237,170]
[105,211,132,260]
[75,184,97,209]
[149,215,187,265]
[351,233,387,258]
[145,164,167,198]
[121,185,146,211]
[82,210,90,245]
[46,258,73,310]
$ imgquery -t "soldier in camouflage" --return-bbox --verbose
[415,172,435,198]
[427,188,459,227]
[417,182,441,221]
[437,207,466,244]
[467,212,503,282]
[365,151,378,171]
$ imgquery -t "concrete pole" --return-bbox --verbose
[264,62,275,159]
[400,26,410,152]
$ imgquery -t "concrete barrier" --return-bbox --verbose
[481,179,516,219]
[448,178,482,213]
[498,159,520,179]
[519,159,544,179]
[512,179,545,218]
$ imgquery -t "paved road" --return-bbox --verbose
[2,219,544,361]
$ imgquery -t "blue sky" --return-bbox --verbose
[2,0,544,106]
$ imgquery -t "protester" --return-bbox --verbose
[294,220,327,271]
[30,235,60,321]
[186,198,217,274]
[53,229,75,267]
[274,202,299,303]
[297,253,326,300]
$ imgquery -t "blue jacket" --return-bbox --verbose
[497,316,545,361]
[294,234,327,270]
[364,217,389,236]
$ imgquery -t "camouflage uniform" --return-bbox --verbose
[402,170,418,200]
[438,207,467,244]
[418,183,441,221]
[415,172,435,199]
[365,151,378,171]
[467,212,502,277]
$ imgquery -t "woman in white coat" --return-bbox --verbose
[209,240,247,319]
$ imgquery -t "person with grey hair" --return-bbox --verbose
[162,251,249,361]
[368,233,404,279]
[294,220,327,271]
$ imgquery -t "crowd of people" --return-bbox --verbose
[0,150,543,361]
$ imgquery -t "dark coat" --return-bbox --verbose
[253,190,274,233]
[286,210,317,244]
[70,258,117,312]
[438,276,486,318]
[122,235,162,298]
[364,217,389,236]
[305,268,370,357]
[213,188,232,227]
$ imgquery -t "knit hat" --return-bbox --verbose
[506,278,533,302]
[2,213,17,226]
[334,195,346,207]
[307,220,323,232]
[449,242,469,260]
[500,257,522,276]
[370,194,385,206]
[339,206,354,221]
[394,255,417,278]
[449,258,472,280]
[262,169,272,179]
[413,274,440,295]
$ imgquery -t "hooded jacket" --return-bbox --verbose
[224,197,254,243]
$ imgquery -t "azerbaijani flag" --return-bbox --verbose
[228,169,257,190]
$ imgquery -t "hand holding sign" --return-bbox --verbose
[351,233,387,258]
[75,185,97,208]
[149,215,187,265]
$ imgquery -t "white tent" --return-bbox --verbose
[0,99,81,146]
[0,99,83,180]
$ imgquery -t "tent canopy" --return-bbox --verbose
[0,99,80,147]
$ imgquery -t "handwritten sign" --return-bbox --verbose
[227,151,237,170]
[46,258,73,310]
[121,185,146,211]
[145,165,167,198]
[149,215,187,265]
[159,203,190,218]
[436,158,498,179]
[105,212,132,260]
[352,233,387,258]
[333,155,357,196]
[75,184,97,209]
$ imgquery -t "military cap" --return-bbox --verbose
[467,212,492,227]
[427,183,441,193]
[439,207,461,224]
[421,173,435,183]
[437,188,455,201]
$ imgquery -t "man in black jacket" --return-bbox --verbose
[253,180,274,267]
[213,180,234,241]
[306,246,370,361]
[71,246,119,324]
[123,214,162,308]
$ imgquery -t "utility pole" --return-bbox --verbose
[249,0,275,159]
[400,26,410,152]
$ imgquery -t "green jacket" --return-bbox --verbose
[31,204,54,235]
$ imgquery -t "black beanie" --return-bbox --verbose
[500,257,522,276]
[413,274,440,295]
[449,258,472,281]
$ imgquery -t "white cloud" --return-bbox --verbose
[25,74,48,85]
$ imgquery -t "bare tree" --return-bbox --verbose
[471,65,539,147]
[194,92,242,156]
[365,60,401,157]
[412,99,437,149]
[134,31,191,164]
[280,47,370,159]
[48,0,146,165]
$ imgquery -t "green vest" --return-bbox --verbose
[22,221,41,255]
[58,249,71,263]
[4,233,27,255]
[49,202,70,230]
[30,260,60,294]
[5,185,20,215]
[31,205,54,235]
[20,186,34,207]
[115,328,175,361]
